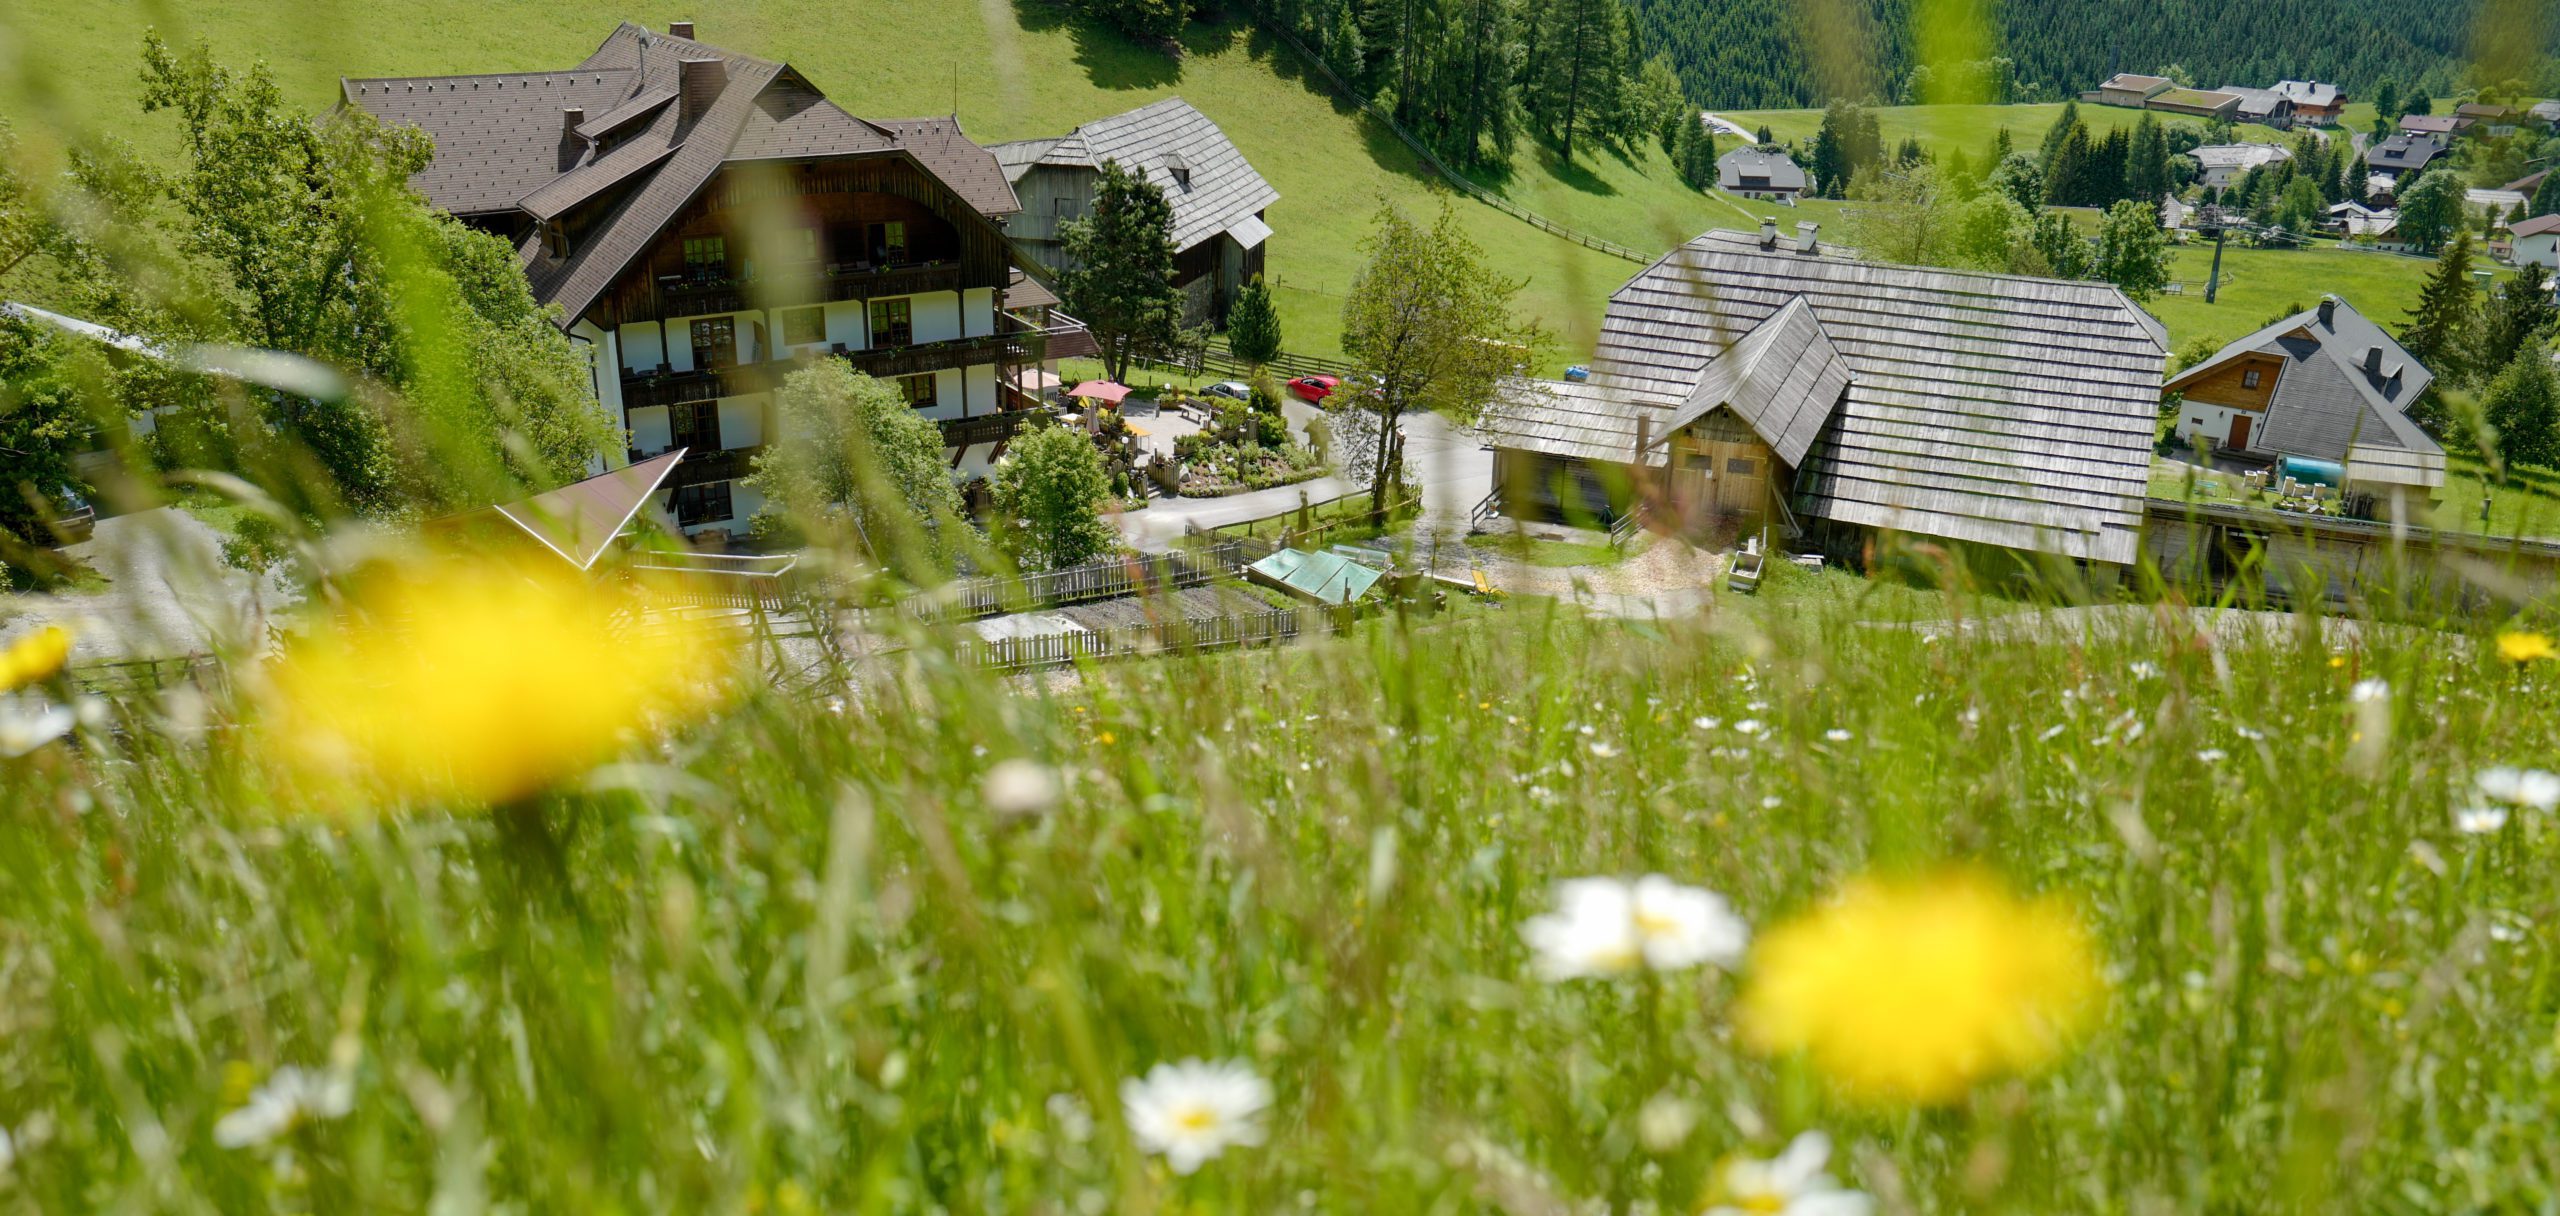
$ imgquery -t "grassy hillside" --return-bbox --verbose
[1713,100,2305,157]
[0,2,1711,369]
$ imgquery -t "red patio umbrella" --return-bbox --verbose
[1066,379,1131,405]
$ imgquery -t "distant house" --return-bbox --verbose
[1477,220,2168,566]
[2455,103,2521,138]
[2366,133,2448,182]
[2513,215,2560,270]
[991,98,1279,327]
[2217,86,2294,128]
[2097,73,2174,107]
[2328,200,2397,239]
[2398,113,2468,139]
[2188,143,2291,189]
[2149,89,2245,121]
[2274,80,2346,125]
[2507,168,2550,195]
[2469,189,2530,227]
[1716,148,1807,200]
[2160,195,2195,229]
[2163,296,2442,514]
[2531,100,2560,127]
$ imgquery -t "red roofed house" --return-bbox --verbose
[344,21,1093,541]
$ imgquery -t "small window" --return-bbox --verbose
[897,374,938,408]
[790,228,820,261]
[1053,196,1080,219]
[1726,457,1757,476]
[867,221,907,263]
[673,481,734,527]
[690,317,736,368]
[683,236,726,269]
[2242,369,2262,389]
[870,298,913,347]
[781,307,826,347]
[669,400,724,452]
[1683,452,1713,472]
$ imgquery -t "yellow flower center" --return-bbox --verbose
[1634,908,1678,939]
[1734,1191,1788,1214]
[1173,1105,1219,1133]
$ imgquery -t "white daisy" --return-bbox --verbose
[2128,661,2161,681]
[0,696,74,758]
[1521,876,1747,980]
[1692,716,1722,732]
[1589,741,1621,758]
[1823,729,1852,743]
[1705,1131,1872,1216]
[1120,1059,1271,1174]
[2454,805,2510,834]
[2196,748,2227,763]
[212,1066,353,1149]
[1734,719,1766,737]
[982,758,1061,818]
[2474,767,2560,811]
[2350,678,2389,703]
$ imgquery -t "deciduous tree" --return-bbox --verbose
[2393,169,2468,254]
[990,421,1119,572]
[2482,345,2560,470]
[1337,204,1541,520]
[744,359,969,580]
[2093,200,2171,300]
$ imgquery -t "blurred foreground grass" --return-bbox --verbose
[4,588,2559,1213]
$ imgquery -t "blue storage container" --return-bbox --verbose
[1563,364,1591,382]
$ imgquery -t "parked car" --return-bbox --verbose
[1287,375,1341,403]
[47,487,95,546]
[1204,380,1252,402]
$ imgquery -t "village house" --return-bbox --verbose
[2216,86,2293,128]
[342,21,1092,541]
[1477,221,2168,568]
[991,98,1278,327]
[2512,215,2560,270]
[2163,296,2442,518]
[2455,103,2521,138]
[2147,89,2244,122]
[2273,80,2346,126]
[2095,73,2174,108]
[2188,143,2290,189]
[1716,147,1807,201]
[2398,113,2469,139]
[2365,132,2448,184]
[2533,101,2560,128]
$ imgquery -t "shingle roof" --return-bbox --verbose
[2166,297,2441,486]
[2102,73,2170,92]
[993,98,1278,254]
[2216,86,2288,117]
[2274,80,2343,108]
[2188,143,2290,171]
[1653,297,1850,467]
[342,70,639,216]
[2399,114,2462,134]
[1716,148,1806,192]
[1479,379,1672,467]
[1586,230,2168,564]
[2367,133,2446,174]
[2512,214,2560,239]
[2533,101,2560,124]
[347,21,1021,324]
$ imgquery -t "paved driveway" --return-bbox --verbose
[1117,408,1494,550]
[0,507,291,662]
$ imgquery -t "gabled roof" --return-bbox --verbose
[2533,101,2560,123]
[2366,133,2446,173]
[1480,378,1672,466]
[2399,114,2463,134]
[342,70,640,216]
[2188,143,2290,170]
[1654,297,1850,467]
[346,22,1023,324]
[2507,168,2550,193]
[2455,103,2517,120]
[1585,229,2168,564]
[2274,80,2343,107]
[1716,148,1806,192]
[2101,73,2170,92]
[988,98,1278,254]
[2216,86,2289,116]
[2166,297,2440,484]
[2511,214,2560,239]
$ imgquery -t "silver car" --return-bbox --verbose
[1203,380,1252,402]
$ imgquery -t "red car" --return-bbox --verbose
[1286,375,1340,403]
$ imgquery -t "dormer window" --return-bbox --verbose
[540,220,570,260]
[1164,152,1191,191]
[2242,369,2261,389]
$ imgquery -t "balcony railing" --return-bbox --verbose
[651,259,978,320]
[620,312,1092,411]
[938,410,1051,449]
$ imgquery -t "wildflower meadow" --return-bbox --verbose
[4,591,2559,1213]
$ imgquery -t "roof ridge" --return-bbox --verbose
[343,68,627,86]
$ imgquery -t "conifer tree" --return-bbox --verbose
[2400,230,2480,385]
[1224,276,1284,370]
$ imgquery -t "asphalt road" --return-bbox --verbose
[1115,409,1494,550]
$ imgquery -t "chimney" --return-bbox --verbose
[2364,346,2382,375]
[2317,295,2337,326]
[679,57,726,123]
[1759,217,1779,250]
[1795,221,1820,255]
[668,19,695,38]
[562,106,585,136]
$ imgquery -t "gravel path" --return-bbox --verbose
[0,508,294,663]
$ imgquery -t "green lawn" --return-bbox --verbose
[1712,97,2464,162]
[0,4,1665,370]
[2146,239,2493,357]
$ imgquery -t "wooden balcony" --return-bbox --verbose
[938,409,1053,449]
[619,312,1091,410]
[648,259,983,321]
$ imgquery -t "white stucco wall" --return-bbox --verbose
[2175,400,2264,453]
[629,404,672,453]
[964,363,997,417]
[2518,233,2560,270]
[717,393,769,448]
[908,292,961,345]
[619,322,665,374]
[824,300,868,349]
[913,368,963,420]
[963,287,995,338]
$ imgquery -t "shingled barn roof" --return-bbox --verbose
[2166,297,2442,488]
[343,22,1021,325]
[990,97,1278,255]
[1583,228,2168,564]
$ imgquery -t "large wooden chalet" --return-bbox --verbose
[344,21,1092,539]
[1480,221,2169,567]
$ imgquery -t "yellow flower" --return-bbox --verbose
[258,558,731,807]
[2497,631,2557,664]
[1737,868,2102,1105]
[0,626,72,692]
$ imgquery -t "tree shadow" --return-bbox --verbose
[1236,23,1438,190]
[1529,142,1618,197]
[1012,0,1183,92]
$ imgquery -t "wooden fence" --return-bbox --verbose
[900,538,1271,622]
[952,606,1334,672]
[67,655,225,698]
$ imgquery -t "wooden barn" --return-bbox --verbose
[1478,220,2170,567]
